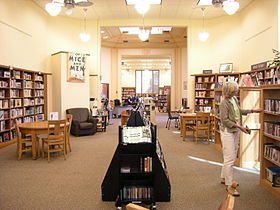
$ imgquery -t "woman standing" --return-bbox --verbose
[219,81,261,196]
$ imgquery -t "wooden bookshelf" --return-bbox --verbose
[239,67,280,87]
[0,64,48,148]
[260,84,280,200]
[157,86,170,112]
[121,87,136,104]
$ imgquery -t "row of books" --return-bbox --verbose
[0,71,10,78]
[0,100,9,109]
[264,99,280,113]
[0,132,10,142]
[34,82,44,89]
[264,143,280,164]
[0,80,9,87]
[120,186,152,200]
[196,106,212,112]
[0,121,8,131]
[196,76,215,83]
[264,122,280,137]
[195,98,210,106]
[0,110,9,120]
[120,157,153,173]
[195,91,206,97]
[195,83,208,89]
[10,80,22,88]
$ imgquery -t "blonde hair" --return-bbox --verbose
[222,81,239,98]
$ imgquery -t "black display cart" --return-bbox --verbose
[101,119,170,210]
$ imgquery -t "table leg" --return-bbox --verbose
[31,132,37,160]
[180,117,183,137]
[182,118,186,141]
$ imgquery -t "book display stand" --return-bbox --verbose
[101,112,170,209]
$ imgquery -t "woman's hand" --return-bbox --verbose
[234,124,249,134]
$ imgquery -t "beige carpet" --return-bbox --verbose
[0,113,280,210]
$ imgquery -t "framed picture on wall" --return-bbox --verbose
[67,52,87,83]
[219,63,233,73]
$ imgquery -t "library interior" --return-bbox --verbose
[1,0,280,210]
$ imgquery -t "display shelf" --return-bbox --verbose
[260,85,280,199]
[0,64,48,148]
[157,86,170,112]
[101,124,170,209]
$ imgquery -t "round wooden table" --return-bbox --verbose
[18,121,69,160]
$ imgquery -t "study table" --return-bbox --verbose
[18,121,69,160]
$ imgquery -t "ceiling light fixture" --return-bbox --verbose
[223,0,240,15]
[198,8,209,42]
[134,0,151,15]
[79,8,90,42]
[138,29,150,41]
[45,1,61,16]
[45,0,93,16]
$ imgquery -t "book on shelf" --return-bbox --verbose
[266,167,280,187]
[264,99,280,113]
[122,125,152,144]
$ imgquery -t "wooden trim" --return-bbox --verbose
[0,139,16,149]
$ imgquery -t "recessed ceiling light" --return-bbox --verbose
[125,0,161,5]
[103,36,109,39]
[101,30,105,34]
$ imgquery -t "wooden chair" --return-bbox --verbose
[218,182,237,210]
[16,123,40,160]
[192,112,211,143]
[66,114,73,154]
[42,120,67,162]
[166,109,179,130]
[184,108,196,131]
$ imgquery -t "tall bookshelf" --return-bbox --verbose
[157,86,170,112]
[260,84,280,200]
[193,74,215,112]
[101,125,171,208]
[0,64,48,148]
[192,73,240,113]
[121,87,136,104]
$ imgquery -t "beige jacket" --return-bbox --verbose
[220,96,250,133]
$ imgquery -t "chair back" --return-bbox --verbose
[66,114,73,134]
[66,108,89,122]
[47,120,67,140]
[195,112,210,127]
[167,109,172,118]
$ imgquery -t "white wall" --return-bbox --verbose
[0,0,278,112]
[100,47,111,83]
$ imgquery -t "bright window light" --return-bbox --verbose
[197,0,213,6]
[126,0,161,5]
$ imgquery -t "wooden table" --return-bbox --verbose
[18,121,69,160]
[179,113,214,140]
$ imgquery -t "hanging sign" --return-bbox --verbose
[67,52,86,83]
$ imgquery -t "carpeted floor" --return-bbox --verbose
[0,113,280,210]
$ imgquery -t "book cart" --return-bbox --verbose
[101,116,170,209]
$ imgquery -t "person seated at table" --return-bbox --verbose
[127,94,137,106]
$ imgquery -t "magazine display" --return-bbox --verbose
[122,125,151,143]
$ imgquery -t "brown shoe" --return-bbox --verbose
[220,179,239,186]
[227,186,240,196]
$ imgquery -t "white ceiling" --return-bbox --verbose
[32,0,254,20]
